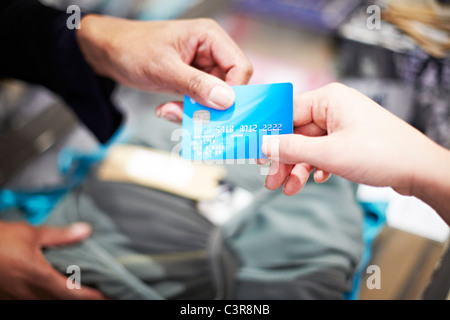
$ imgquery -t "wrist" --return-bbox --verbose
[411,139,450,224]
[412,141,450,196]
[76,14,113,78]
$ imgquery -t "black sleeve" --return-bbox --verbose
[0,0,123,144]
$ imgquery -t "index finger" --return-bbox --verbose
[207,23,253,85]
[293,88,329,131]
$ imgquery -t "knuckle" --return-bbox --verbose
[232,60,253,84]
[187,74,205,96]
[283,141,297,163]
[325,82,347,93]
[284,137,303,164]
[197,18,218,28]
[243,61,254,79]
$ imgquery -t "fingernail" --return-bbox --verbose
[163,113,179,122]
[262,140,269,156]
[156,109,162,118]
[208,86,235,109]
[262,137,279,160]
[262,136,272,156]
[70,222,90,236]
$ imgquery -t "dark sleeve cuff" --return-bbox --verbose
[0,1,123,144]
[52,13,124,144]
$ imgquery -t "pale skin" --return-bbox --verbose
[261,83,450,226]
[1,15,252,299]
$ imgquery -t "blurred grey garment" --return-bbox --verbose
[220,169,363,299]
[1,160,362,300]
[2,168,362,300]
[85,167,364,300]
[49,180,216,299]
[1,180,216,300]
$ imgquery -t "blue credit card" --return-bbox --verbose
[182,82,293,160]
